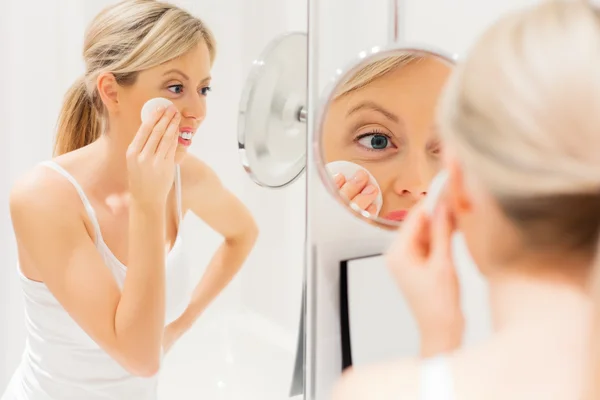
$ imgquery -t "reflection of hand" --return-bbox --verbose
[333,170,379,215]
[385,201,464,358]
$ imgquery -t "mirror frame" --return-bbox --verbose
[313,43,459,230]
[237,31,308,189]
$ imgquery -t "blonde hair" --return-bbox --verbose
[335,53,421,98]
[438,1,600,398]
[54,0,216,156]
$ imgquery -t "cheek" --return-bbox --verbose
[118,94,144,124]
[123,86,156,115]
[322,125,345,160]
[365,160,398,188]
[428,157,444,180]
[455,229,489,276]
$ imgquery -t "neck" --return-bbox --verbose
[86,133,130,192]
[488,258,593,332]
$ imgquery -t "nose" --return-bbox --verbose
[392,156,431,200]
[393,178,428,200]
[180,92,206,123]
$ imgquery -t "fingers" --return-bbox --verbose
[339,170,369,201]
[334,171,378,211]
[389,202,429,263]
[157,112,181,159]
[129,106,168,154]
[334,173,346,189]
[350,185,379,210]
[399,201,427,238]
[164,132,180,160]
[141,105,178,156]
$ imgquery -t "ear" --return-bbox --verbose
[96,72,120,113]
[445,152,473,216]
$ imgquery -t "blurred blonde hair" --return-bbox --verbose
[334,53,421,98]
[438,1,600,398]
[54,0,216,156]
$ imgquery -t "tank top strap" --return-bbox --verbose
[419,355,455,400]
[40,160,104,244]
[175,164,183,222]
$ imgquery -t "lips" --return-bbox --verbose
[383,210,408,221]
[178,127,195,147]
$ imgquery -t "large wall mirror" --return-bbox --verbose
[305,40,460,400]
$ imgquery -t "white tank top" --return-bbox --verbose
[2,161,194,400]
[420,355,455,400]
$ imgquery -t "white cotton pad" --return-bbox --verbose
[423,169,449,216]
[325,160,384,216]
[140,97,174,123]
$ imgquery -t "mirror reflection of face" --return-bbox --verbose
[322,54,452,222]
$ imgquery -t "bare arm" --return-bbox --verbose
[172,156,258,331]
[10,171,166,377]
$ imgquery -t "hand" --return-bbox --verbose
[162,317,190,355]
[385,201,464,358]
[126,104,181,208]
[334,170,379,214]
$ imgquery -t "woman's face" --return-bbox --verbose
[117,41,212,164]
[322,56,452,221]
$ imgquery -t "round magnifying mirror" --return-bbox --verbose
[238,32,308,188]
[315,45,456,229]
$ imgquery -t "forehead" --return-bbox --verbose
[335,56,452,110]
[154,41,212,78]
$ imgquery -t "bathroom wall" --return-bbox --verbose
[0,0,306,397]
[0,2,13,387]
[0,1,69,388]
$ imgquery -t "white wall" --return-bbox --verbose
[0,0,306,398]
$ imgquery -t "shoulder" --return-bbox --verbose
[179,154,222,192]
[332,359,420,400]
[10,163,83,225]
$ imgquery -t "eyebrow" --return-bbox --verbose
[347,101,400,123]
[163,69,189,80]
[162,68,212,83]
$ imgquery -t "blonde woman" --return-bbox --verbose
[2,1,258,399]
[322,54,451,221]
[333,1,600,399]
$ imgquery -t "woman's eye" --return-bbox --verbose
[200,86,212,96]
[429,142,443,156]
[167,85,184,94]
[357,134,391,150]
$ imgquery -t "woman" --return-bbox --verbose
[333,1,599,399]
[2,1,258,399]
[322,54,452,221]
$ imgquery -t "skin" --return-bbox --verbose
[322,56,452,222]
[331,153,593,400]
[9,41,258,375]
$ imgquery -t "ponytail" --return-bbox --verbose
[53,77,102,156]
